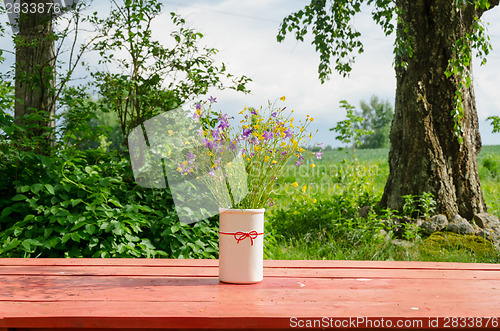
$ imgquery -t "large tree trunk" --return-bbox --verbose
[380,0,498,220]
[14,0,55,152]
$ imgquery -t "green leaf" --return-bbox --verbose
[61,233,71,244]
[72,199,83,207]
[45,184,55,195]
[20,185,30,193]
[12,194,27,201]
[85,224,97,235]
[71,233,82,242]
[3,238,21,252]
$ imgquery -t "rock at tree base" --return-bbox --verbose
[478,225,500,243]
[421,214,448,235]
[446,215,475,235]
[473,213,500,229]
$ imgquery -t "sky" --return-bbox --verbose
[0,0,499,147]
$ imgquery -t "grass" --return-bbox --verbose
[265,145,500,263]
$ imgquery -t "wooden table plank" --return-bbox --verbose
[0,259,499,330]
[1,258,500,270]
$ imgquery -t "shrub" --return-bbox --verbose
[0,144,219,258]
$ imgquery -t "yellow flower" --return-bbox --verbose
[168,130,173,136]
[271,160,277,164]
[280,96,286,102]
[253,124,260,130]
[176,167,182,172]
[310,164,316,168]
[302,184,307,192]
[298,148,305,152]
[310,118,314,122]
[313,199,317,203]
[167,150,172,156]
[281,142,286,146]
[254,146,260,151]
[292,182,298,188]
[290,118,294,125]
[264,156,270,162]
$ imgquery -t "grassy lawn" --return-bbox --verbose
[264,145,500,263]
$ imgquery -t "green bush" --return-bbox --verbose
[0,143,219,258]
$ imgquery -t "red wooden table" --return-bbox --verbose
[0,259,499,330]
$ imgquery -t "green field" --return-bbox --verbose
[264,145,500,263]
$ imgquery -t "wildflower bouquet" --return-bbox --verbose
[177,96,317,211]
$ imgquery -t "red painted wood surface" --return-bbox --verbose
[0,259,499,330]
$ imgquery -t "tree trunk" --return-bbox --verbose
[14,0,55,152]
[380,0,498,220]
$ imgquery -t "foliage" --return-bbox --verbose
[277,0,399,82]
[488,115,500,133]
[89,0,251,139]
[355,96,393,149]
[444,3,493,143]
[0,143,219,258]
[0,87,219,259]
[401,192,437,220]
[329,100,373,149]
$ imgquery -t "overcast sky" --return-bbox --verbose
[1,0,499,147]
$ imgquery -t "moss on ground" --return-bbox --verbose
[419,232,496,258]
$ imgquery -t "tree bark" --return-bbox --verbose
[14,0,55,151]
[380,0,498,220]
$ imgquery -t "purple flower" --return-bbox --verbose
[299,154,304,161]
[250,137,260,145]
[284,129,293,139]
[271,112,277,118]
[211,129,220,139]
[263,131,273,141]
[315,151,324,159]
[208,96,217,103]
[202,138,215,151]
[192,112,199,120]
[281,151,287,155]
[186,151,195,160]
[208,168,215,176]
[295,161,302,166]
[250,109,258,116]
[317,143,323,147]
[196,103,201,110]
[218,113,230,130]
[243,128,253,138]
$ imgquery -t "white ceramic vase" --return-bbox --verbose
[218,208,265,284]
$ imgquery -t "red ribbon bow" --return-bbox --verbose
[219,231,264,245]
